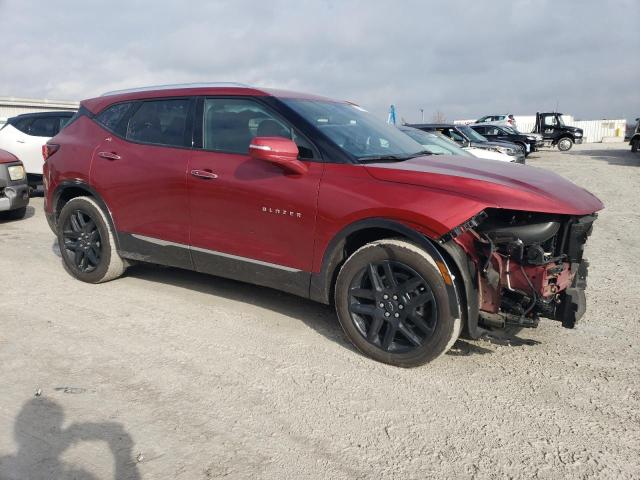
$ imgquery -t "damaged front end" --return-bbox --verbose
[440,209,596,334]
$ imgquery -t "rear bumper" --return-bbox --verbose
[0,184,29,211]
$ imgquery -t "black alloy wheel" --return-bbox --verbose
[62,209,102,273]
[348,260,437,353]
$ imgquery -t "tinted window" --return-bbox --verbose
[11,117,32,134]
[29,117,58,137]
[473,126,487,134]
[126,99,190,147]
[96,103,133,134]
[203,98,314,159]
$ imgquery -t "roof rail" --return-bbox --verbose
[101,82,252,97]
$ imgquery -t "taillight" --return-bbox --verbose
[42,143,60,161]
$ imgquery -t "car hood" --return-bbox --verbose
[364,155,603,216]
[0,148,19,165]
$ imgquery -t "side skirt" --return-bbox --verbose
[118,232,311,298]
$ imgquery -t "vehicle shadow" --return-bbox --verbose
[0,205,35,223]
[566,147,639,166]
[0,397,140,480]
[125,264,540,358]
[126,263,357,353]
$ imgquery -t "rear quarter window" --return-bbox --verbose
[96,103,134,135]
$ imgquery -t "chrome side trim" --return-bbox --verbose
[130,234,302,273]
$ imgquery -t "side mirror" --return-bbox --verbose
[249,137,308,175]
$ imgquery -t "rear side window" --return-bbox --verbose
[126,99,190,147]
[96,103,133,134]
[29,117,58,137]
[11,117,33,134]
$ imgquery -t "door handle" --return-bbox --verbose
[98,151,121,161]
[16,139,25,144]
[191,169,218,180]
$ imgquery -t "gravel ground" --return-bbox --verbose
[1,143,639,479]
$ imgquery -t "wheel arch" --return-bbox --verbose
[309,218,467,334]
[51,180,120,249]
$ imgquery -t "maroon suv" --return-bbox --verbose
[43,83,603,367]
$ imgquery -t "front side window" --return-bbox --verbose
[29,117,58,137]
[126,99,190,147]
[281,99,424,161]
[203,98,315,159]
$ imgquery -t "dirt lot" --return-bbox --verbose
[1,143,639,479]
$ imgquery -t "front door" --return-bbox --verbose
[188,97,323,294]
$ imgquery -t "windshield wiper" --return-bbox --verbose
[405,150,433,159]
[357,155,406,163]
[357,151,432,164]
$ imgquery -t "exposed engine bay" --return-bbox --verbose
[445,209,596,331]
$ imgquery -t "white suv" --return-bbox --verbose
[475,114,517,130]
[0,111,76,186]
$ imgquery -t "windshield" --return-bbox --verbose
[401,129,473,157]
[502,126,519,134]
[557,115,566,126]
[458,125,488,142]
[281,99,426,161]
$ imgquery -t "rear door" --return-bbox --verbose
[187,96,323,290]
[90,98,194,267]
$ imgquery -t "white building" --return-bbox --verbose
[0,97,79,125]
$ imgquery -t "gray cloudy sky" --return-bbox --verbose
[1,0,638,122]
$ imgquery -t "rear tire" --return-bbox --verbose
[0,206,27,221]
[335,239,460,367]
[57,196,126,283]
[557,137,573,151]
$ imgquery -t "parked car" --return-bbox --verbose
[475,114,517,129]
[0,148,29,220]
[44,83,603,367]
[0,111,76,187]
[399,127,514,162]
[470,124,540,156]
[532,112,584,151]
[408,123,526,163]
[629,117,640,152]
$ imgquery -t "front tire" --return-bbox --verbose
[632,138,639,152]
[557,137,574,151]
[57,196,127,283]
[335,239,460,367]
